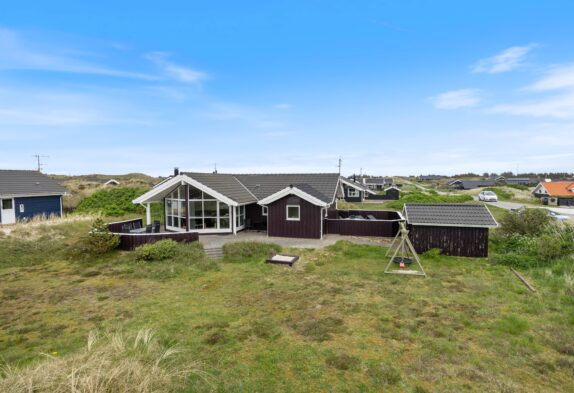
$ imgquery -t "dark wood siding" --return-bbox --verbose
[107,219,199,250]
[365,188,399,200]
[408,225,490,257]
[267,195,322,239]
[342,184,363,202]
[246,203,267,229]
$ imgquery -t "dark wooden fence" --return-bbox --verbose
[107,218,199,251]
[324,209,404,237]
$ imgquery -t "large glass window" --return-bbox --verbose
[166,184,231,231]
[236,205,246,227]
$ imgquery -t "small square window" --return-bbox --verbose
[348,188,360,197]
[286,205,300,221]
[19,204,25,213]
[262,206,268,216]
[2,199,12,210]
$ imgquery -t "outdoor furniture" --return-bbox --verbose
[121,223,131,233]
[367,214,377,220]
[133,221,142,229]
[153,222,161,233]
[130,227,147,234]
[145,225,152,233]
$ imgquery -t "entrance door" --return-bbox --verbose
[1,198,16,224]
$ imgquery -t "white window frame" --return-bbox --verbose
[262,206,268,216]
[286,205,300,221]
[19,204,25,213]
[348,188,360,197]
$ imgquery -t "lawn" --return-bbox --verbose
[1,220,574,392]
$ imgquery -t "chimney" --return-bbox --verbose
[174,167,179,176]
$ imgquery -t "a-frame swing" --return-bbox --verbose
[384,222,426,277]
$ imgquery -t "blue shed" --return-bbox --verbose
[0,170,67,225]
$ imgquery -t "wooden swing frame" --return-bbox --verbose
[384,222,426,277]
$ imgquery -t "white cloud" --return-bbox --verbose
[0,27,154,80]
[429,89,481,109]
[527,64,574,91]
[489,92,574,119]
[146,52,208,83]
[472,44,536,74]
[273,103,292,109]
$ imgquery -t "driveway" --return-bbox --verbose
[199,230,391,249]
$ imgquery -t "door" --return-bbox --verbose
[1,198,16,224]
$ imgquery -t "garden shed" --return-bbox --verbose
[403,203,498,257]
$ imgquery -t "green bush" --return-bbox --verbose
[537,234,564,260]
[385,192,473,210]
[84,219,120,255]
[497,208,551,237]
[223,241,281,261]
[76,188,147,216]
[484,187,513,200]
[134,239,178,262]
[507,184,529,191]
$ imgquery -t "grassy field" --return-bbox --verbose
[1,220,574,392]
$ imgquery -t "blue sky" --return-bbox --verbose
[1,1,574,176]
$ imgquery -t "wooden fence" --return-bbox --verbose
[324,209,404,237]
[107,218,199,251]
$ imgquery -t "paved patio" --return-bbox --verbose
[198,230,392,249]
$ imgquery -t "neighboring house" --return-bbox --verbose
[0,170,67,225]
[133,170,342,239]
[506,177,539,186]
[339,177,376,202]
[404,203,498,257]
[448,179,497,190]
[358,176,394,191]
[104,179,120,186]
[532,181,574,206]
[418,175,446,181]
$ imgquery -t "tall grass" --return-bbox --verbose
[0,329,211,393]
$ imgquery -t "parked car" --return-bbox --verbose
[478,191,498,202]
[548,211,570,221]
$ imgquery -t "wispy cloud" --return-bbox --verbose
[526,64,574,91]
[429,89,481,109]
[0,26,154,80]
[273,103,292,110]
[489,92,574,119]
[146,52,208,84]
[472,44,536,74]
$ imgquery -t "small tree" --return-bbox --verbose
[86,219,120,254]
[498,208,551,237]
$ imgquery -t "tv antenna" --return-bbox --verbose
[32,154,49,172]
[337,157,342,175]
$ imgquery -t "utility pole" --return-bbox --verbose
[32,154,49,172]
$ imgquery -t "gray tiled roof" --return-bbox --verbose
[182,172,340,205]
[342,177,371,192]
[235,173,340,204]
[0,170,67,197]
[183,172,257,204]
[363,177,393,184]
[404,203,498,228]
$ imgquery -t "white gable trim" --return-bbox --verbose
[384,185,401,192]
[133,174,238,206]
[257,186,330,207]
[339,177,376,195]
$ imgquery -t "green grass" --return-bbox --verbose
[1,221,574,392]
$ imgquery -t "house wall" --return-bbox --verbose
[267,195,322,239]
[342,184,363,202]
[408,225,490,257]
[246,203,267,229]
[14,195,62,221]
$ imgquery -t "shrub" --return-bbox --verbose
[134,239,178,262]
[537,234,564,260]
[484,187,513,200]
[76,188,146,216]
[497,208,551,237]
[385,192,473,210]
[422,248,442,259]
[223,241,281,261]
[0,329,209,393]
[84,219,120,255]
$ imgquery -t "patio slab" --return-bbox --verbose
[198,230,391,249]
